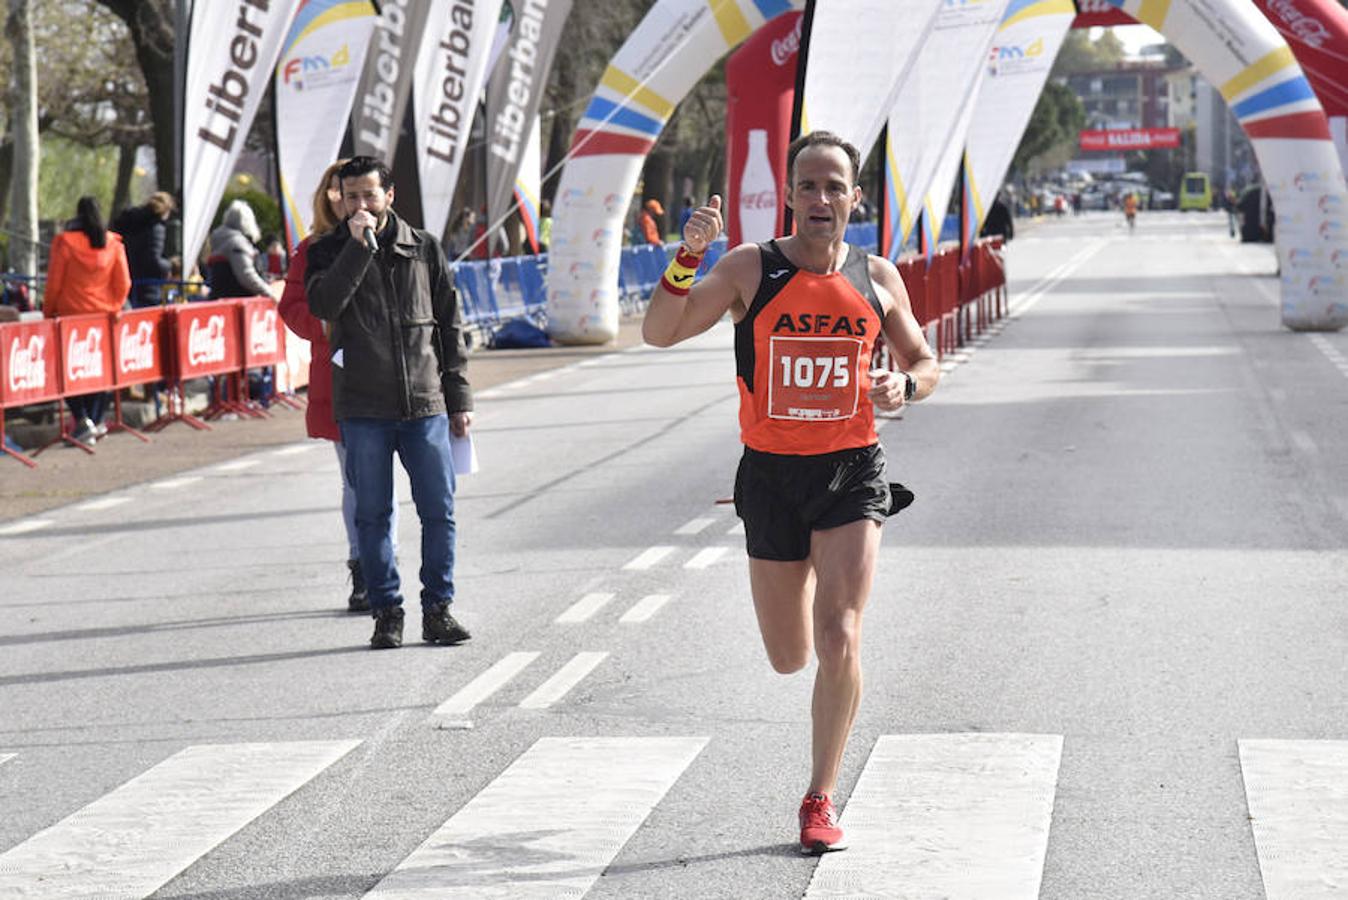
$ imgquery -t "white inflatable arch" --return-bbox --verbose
[1108,0,1347,330]
[548,0,1347,341]
[546,0,804,344]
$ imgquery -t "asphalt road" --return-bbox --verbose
[2,210,1346,899]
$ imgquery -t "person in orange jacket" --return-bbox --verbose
[639,198,664,245]
[277,159,397,612]
[44,195,131,444]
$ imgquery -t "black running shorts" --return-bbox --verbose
[733,443,900,562]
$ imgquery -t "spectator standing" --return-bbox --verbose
[447,209,476,259]
[640,198,664,245]
[678,196,694,235]
[306,156,474,650]
[43,196,131,444]
[112,191,175,308]
[979,192,1014,241]
[538,199,553,253]
[207,200,278,299]
[278,159,398,613]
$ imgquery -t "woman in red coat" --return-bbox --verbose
[278,160,397,611]
[45,196,131,443]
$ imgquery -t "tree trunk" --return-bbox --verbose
[0,139,13,230]
[112,142,138,215]
[7,0,39,277]
[95,0,175,196]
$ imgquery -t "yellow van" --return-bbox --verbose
[1179,172,1212,211]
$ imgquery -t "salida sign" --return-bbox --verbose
[1079,128,1181,151]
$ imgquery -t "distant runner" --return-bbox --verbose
[642,131,940,854]
[1124,192,1138,232]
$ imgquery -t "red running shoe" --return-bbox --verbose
[799,792,847,854]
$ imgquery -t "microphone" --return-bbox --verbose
[363,226,378,253]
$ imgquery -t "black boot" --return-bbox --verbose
[370,606,404,649]
[423,602,471,645]
[347,559,369,612]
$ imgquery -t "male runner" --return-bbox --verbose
[642,131,940,854]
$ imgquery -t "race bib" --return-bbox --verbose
[767,335,863,421]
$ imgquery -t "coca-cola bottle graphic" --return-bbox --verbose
[738,129,778,245]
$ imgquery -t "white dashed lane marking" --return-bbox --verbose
[74,496,132,512]
[518,652,608,709]
[0,753,14,767]
[623,546,675,570]
[555,592,615,624]
[727,521,745,536]
[620,594,671,624]
[431,652,540,725]
[684,547,728,569]
[214,459,260,472]
[0,519,54,536]
[271,444,319,456]
[674,517,717,535]
[150,476,202,490]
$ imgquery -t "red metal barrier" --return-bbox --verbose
[34,314,117,455]
[109,307,166,443]
[240,297,300,411]
[0,320,61,467]
[0,297,299,465]
[150,301,241,431]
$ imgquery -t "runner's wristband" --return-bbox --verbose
[660,246,704,296]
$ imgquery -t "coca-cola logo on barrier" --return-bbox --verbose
[119,320,156,374]
[188,315,228,365]
[8,335,47,392]
[771,16,802,66]
[66,327,104,381]
[249,307,278,357]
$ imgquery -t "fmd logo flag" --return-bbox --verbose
[182,0,303,267]
[274,0,380,251]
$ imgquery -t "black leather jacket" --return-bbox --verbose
[306,211,471,421]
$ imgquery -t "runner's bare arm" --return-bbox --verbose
[867,255,940,410]
[642,195,755,347]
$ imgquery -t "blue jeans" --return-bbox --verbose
[340,415,457,611]
[333,441,397,561]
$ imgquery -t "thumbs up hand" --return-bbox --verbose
[683,194,723,255]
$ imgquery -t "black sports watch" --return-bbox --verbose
[902,371,917,402]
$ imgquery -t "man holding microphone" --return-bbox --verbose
[306,156,473,650]
[643,132,940,853]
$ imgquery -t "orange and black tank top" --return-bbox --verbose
[734,240,886,455]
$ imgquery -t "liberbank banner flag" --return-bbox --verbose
[484,0,573,254]
[961,0,1075,253]
[797,0,940,164]
[880,0,1009,260]
[349,0,435,162]
[182,0,302,267]
[275,0,380,251]
[413,0,505,242]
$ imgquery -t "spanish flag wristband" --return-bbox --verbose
[660,246,704,296]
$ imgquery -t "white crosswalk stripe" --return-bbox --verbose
[0,741,358,899]
[9,733,1348,895]
[555,592,615,624]
[806,733,1062,899]
[1240,739,1348,899]
[362,736,707,899]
